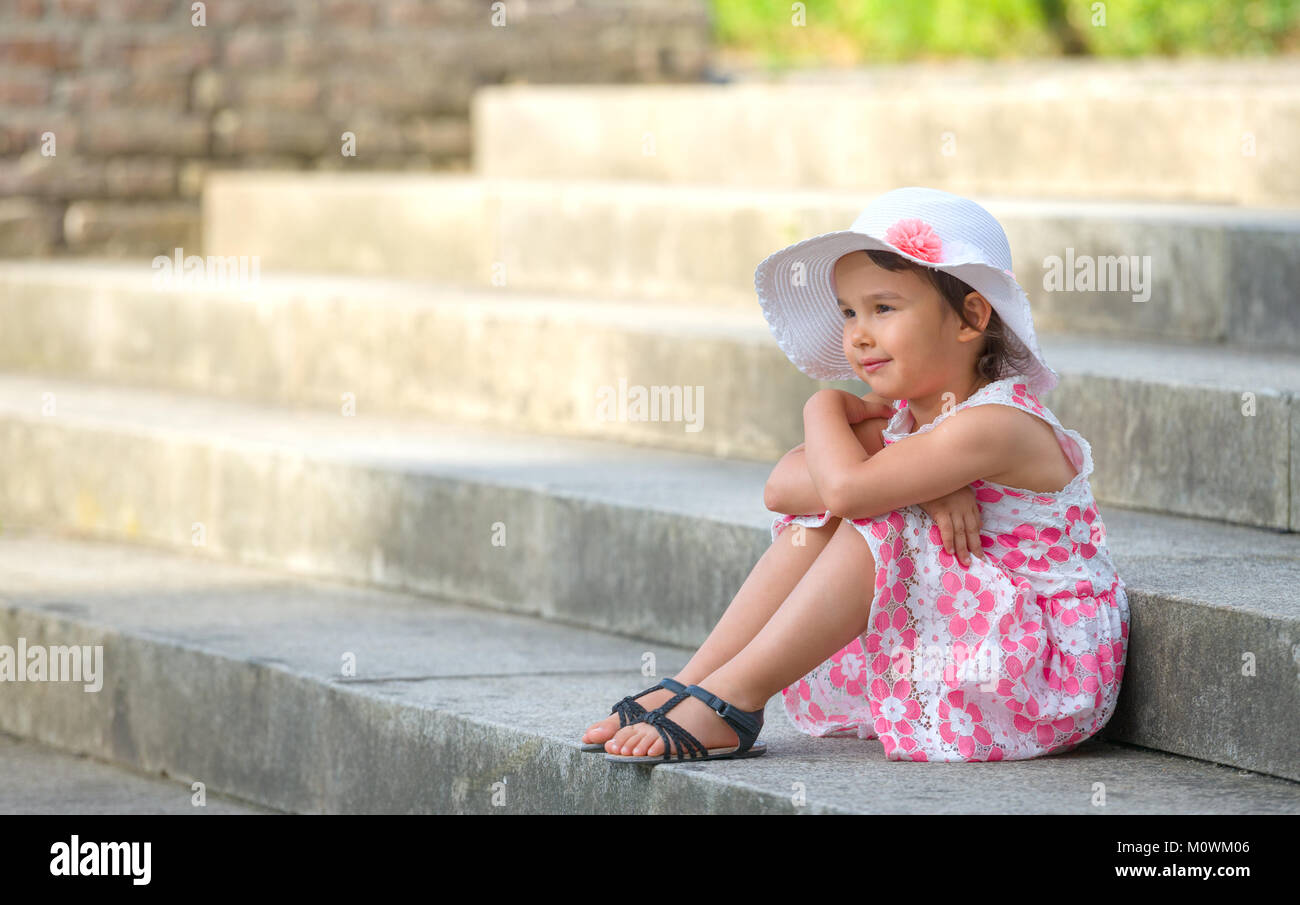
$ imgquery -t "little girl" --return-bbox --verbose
[581,186,1130,764]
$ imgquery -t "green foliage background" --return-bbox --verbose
[711,0,1300,66]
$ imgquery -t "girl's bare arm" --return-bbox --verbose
[764,415,891,514]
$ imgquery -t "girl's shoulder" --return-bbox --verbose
[948,384,1092,496]
[884,375,1089,495]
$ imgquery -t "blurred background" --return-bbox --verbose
[2,0,1298,258]
[1,0,1299,816]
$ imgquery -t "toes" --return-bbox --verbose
[631,726,660,757]
[606,724,637,753]
[630,727,655,756]
[604,725,663,758]
[584,716,621,744]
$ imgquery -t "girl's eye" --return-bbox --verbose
[842,304,893,318]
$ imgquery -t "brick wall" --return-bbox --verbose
[0,0,715,256]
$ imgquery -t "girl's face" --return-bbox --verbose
[832,251,988,398]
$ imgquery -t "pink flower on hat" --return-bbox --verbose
[884,218,943,263]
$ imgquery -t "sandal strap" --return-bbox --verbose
[641,691,709,761]
[684,684,765,754]
[609,677,688,727]
[609,698,645,728]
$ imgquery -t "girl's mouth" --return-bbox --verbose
[859,359,889,373]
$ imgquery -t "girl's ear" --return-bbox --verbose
[961,291,993,334]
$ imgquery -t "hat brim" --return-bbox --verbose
[754,230,1059,395]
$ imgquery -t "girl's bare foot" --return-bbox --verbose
[580,682,684,747]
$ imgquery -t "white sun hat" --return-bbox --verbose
[754,186,1059,395]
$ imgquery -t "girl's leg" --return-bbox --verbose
[609,517,877,757]
[581,515,842,745]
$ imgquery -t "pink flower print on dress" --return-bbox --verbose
[942,639,991,689]
[936,569,997,637]
[829,643,869,696]
[1045,719,1081,748]
[937,690,998,758]
[1053,614,1096,665]
[1065,503,1104,557]
[1096,635,1119,685]
[1001,660,1044,722]
[884,218,944,264]
[970,479,1007,505]
[869,509,907,541]
[995,523,1071,572]
[1047,590,1099,626]
[865,604,918,676]
[1011,382,1046,416]
[880,731,923,760]
[997,609,1042,655]
[870,677,923,737]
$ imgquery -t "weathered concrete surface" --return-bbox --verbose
[0,378,1297,780]
[1,268,1298,528]
[198,176,1300,352]
[473,77,1300,205]
[0,731,278,814]
[0,532,1296,814]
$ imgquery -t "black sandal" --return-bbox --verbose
[605,683,767,763]
[580,676,688,751]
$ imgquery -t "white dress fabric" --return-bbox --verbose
[771,374,1130,762]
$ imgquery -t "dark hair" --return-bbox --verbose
[863,249,1036,384]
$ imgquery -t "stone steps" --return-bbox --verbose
[1,372,1297,781]
[2,530,1296,813]
[9,57,1299,814]
[199,174,1300,352]
[471,78,1300,205]
[2,263,1298,529]
[0,732,278,815]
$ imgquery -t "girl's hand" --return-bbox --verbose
[919,485,986,567]
[857,390,897,423]
[806,389,895,425]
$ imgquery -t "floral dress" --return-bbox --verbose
[771,374,1130,762]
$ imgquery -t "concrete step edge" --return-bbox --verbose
[1,267,1299,528]
[2,530,1296,813]
[0,372,1297,779]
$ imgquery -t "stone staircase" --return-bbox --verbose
[2,61,1299,813]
